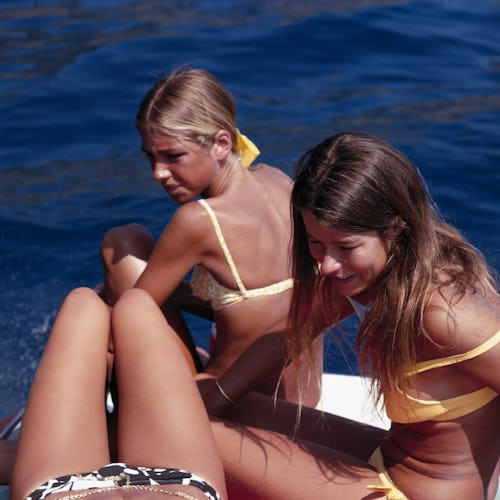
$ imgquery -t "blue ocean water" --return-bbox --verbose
[1,0,499,424]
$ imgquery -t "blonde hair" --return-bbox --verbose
[289,132,499,404]
[136,68,238,151]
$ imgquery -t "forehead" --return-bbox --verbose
[301,211,350,238]
[301,210,382,242]
[141,134,198,152]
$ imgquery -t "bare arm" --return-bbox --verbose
[171,281,214,322]
[200,291,358,416]
[423,290,500,393]
[451,316,500,394]
[199,330,289,416]
[135,203,208,304]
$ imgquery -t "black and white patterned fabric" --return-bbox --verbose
[26,462,221,500]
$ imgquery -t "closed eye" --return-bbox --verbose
[158,152,185,163]
[307,237,321,245]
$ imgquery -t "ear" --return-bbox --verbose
[212,129,232,161]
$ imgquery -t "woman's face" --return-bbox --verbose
[141,134,220,204]
[301,210,391,303]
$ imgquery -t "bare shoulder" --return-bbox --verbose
[423,286,500,355]
[250,163,293,189]
[161,201,212,245]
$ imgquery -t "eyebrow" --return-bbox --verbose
[307,232,360,244]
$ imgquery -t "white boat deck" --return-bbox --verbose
[319,373,390,429]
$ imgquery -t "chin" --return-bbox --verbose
[351,288,374,304]
[169,192,193,205]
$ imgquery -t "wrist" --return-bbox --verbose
[214,379,238,407]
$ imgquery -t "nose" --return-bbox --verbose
[319,250,342,276]
[152,163,172,182]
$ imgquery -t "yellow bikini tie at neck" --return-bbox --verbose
[236,129,260,168]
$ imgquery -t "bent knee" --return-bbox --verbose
[62,287,108,315]
[100,223,155,260]
[65,286,100,303]
[111,289,159,343]
[113,288,155,314]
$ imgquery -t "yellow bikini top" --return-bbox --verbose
[385,329,500,423]
[190,199,293,311]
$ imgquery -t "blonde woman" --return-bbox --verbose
[99,68,322,413]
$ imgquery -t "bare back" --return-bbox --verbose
[194,164,322,405]
[198,163,293,339]
[100,158,322,407]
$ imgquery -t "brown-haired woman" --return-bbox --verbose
[209,132,499,499]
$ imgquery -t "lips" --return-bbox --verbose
[333,275,355,283]
[331,274,357,291]
[164,183,179,195]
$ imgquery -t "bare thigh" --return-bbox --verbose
[111,289,227,499]
[211,419,386,500]
[10,288,111,500]
[222,391,386,460]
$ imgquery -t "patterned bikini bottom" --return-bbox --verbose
[26,462,221,500]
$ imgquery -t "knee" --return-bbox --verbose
[112,288,154,318]
[100,223,155,264]
[64,286,103,307]
[60,287,109,321]
[111,289,157,343]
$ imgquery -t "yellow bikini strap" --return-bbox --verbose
[411,329,500,374]
[235,129,260,168]
[198,199,247,292]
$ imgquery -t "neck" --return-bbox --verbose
[350,290,373,306]
[203,156,244,198]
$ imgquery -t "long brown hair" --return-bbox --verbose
[289,132,498,402]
